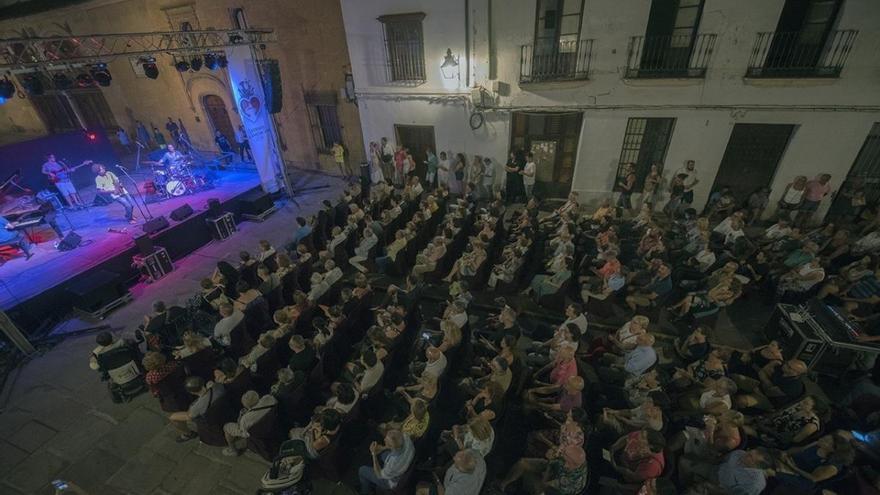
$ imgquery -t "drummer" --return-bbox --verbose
[159,143,188,172]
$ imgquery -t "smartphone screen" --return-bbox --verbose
[52,480,69,490]
[602,449,612,462]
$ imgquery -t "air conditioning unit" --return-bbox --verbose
[470,87,491,108]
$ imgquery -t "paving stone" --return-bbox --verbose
[0,407,36,439]
[101,407,167,458]
[220,455,271,493]
[46,414,116,462]
[7,420,58,453]
[106,450,176,495]
[54,448,126,494]
[141,428,198,462]
[26,395,91,432]
[0,439,29,478]
[4,450,70,494]
[158,448,228,493]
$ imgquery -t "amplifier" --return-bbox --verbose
[207,212,236,241]
[764,304,827,370]
[133,246,173,282]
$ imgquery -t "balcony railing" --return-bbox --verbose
[625,33,716,78]
[746,30,857,78]
[519,39,593,83]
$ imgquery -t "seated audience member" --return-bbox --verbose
[222,389,278,456]
[626,264,673,310]
[524,375,585,415]
[775,431,855,488]
[357,429,415,494]
[417,449,486,495]
[289,409,341,460]
[608,429,667,484]
[598,333,658,384]
[88,331,137,371]
[167,376,226,442]
[287,335,317,372]
[257,239,276,262]
[213,303,244,347]
[379,396,430,440]
[735,358,807,411]
[498,444,587,495]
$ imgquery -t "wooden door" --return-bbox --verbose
[202,95,235,148]
[710,124,795,203]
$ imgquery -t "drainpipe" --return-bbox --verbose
[464,0,470,88]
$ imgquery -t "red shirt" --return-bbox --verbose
[804,180,830,202]
[550,358,578,385]
[622,431,665,480]
[146,361,179,397]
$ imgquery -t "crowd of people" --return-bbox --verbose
[87,153,880,495]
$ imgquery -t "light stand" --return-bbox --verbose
[114,164,152,220]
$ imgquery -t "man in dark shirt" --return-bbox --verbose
[168,376,225,442]
[626,264,673,311]
[288,335,316,372]
[736,358,807,411]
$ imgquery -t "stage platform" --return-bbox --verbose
[0,167,263,326]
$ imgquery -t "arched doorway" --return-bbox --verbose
[202,94,235,150]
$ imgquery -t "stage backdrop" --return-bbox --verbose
[225,46,282,193]
[0,130,118,196]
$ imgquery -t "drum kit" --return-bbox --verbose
[142,158,211,199]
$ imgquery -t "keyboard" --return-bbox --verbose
[6,216,43,229]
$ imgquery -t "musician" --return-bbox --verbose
[159,143,187,170]
[42,154,85,208]
[35,196,65,240]
[92,164,137,224]
[1,215,33,260]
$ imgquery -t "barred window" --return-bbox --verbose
[379,13,426,82]
[616,117,675,191]
[305,92,342,153]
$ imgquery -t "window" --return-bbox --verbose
[534,0,584,53]
[68,89,117,129]
[305,92,342,153]
[379,13,426,82]
[615,118,675,191]
[28,87,117,134]
[29,94,80,134]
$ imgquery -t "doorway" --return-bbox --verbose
[710,123,795,203]
[202,95,235,151]
[826,122,880,221]
[394,124,436,181]
[511,112,582,198]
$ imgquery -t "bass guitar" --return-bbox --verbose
[47,160,93,184]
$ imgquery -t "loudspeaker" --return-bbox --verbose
[170,203,193,221]
[66,269,125,313]
[142,215,169,235]
[134,234,154,256]
[260,59,282,114]
[57,232,82,251]
[206,198,222,218]
[239,191,274,216]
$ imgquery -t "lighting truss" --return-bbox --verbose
[0,28,276,70]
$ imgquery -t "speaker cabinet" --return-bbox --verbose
[57,232,82,251]
[260,59,283,114]
[170,203,194,221]
[142,215,169,235]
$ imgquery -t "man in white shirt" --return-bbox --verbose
[481,157,495,199]
[675,160,699,206]
[522,152,537,199]
[358,350,385,393]
[214,303,244,347]
[559,303,589,339]
[222,390,277,456]
[422,346,448,379]
[350,228,378,273]
[234,124,253,162]
[308,260,343,301]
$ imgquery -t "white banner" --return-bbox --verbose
[225,46,281,193]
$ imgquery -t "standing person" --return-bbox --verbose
[747,187,771,225]
[152,126,167,148]
[369,142,386,184]
[42,154,86,208]
[663,174,686,218]
[675,160,699,208]
[214,130,232,168]
[437,151,451,188]
[92,164,137,224]
[332,141,353,179]
[234,124,253,162]
[450,152,466,196]
[393,146,407,187]
[381,137,395,182]
[796,174,832,227]
[424,148,439,189]
[135,120,151,147]
[505,150,526,204]
[481,157,495,200]
[165,117,180,142]
[777,175,807,220]
[467,155,484,197]
[116,127,133,153]
[522,152,537,200]
[642,162,662,209]
[617,162,636,212]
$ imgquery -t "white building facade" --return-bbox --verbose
[340,0,880,220]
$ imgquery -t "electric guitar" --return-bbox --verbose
[46,160,93,184]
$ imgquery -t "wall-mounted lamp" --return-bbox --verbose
[440,48,459,79]
[343,73,357,103]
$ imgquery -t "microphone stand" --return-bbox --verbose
[115,164,152,220]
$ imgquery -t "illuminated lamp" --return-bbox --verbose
[141,57,159,79]
[91,63,112,86]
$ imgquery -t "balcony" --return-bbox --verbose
[519,39,593,84]
[746,30,858,78]
[625,33,716,79]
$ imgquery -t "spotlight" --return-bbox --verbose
[141,57,159,79]
[229,34,244,44]
[76,73,95,88]
[22,74,43,96]
[204,53,219,70]
[0,77,14,99]
[175,60,190,72]
[84,130,98,141]
[53,73,72,90]
[91,63,112,87]
[217,54,228,68]
[190,56,203,72]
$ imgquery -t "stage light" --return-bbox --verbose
[76,73,95,88]
[91,63,112,87]
[229,34,244,44]
[85,131,98,141]
[0,77,16,99]
[141,57,159,79]
[53,73,72,90]
[204,53,219,70]
[190,56,203,72]
[175,60,190,72]
[217,54,228,68]
[22,74,44,95]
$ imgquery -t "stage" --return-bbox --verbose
[0,165,263,325]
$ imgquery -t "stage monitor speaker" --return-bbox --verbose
[206,198,222,218]
[239,191,274,216]
[134,233,154,256]
[170,203,194,221]
[65,269,125,313]
[57,232,82,251]
[142,215,169,235]
[260,59,283,114]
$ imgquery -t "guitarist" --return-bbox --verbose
[42,154,88,208]
[92,164,137,224]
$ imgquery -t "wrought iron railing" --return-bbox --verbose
[519,39,593,83]
[625,33,716,78]
[746,30,857,78]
